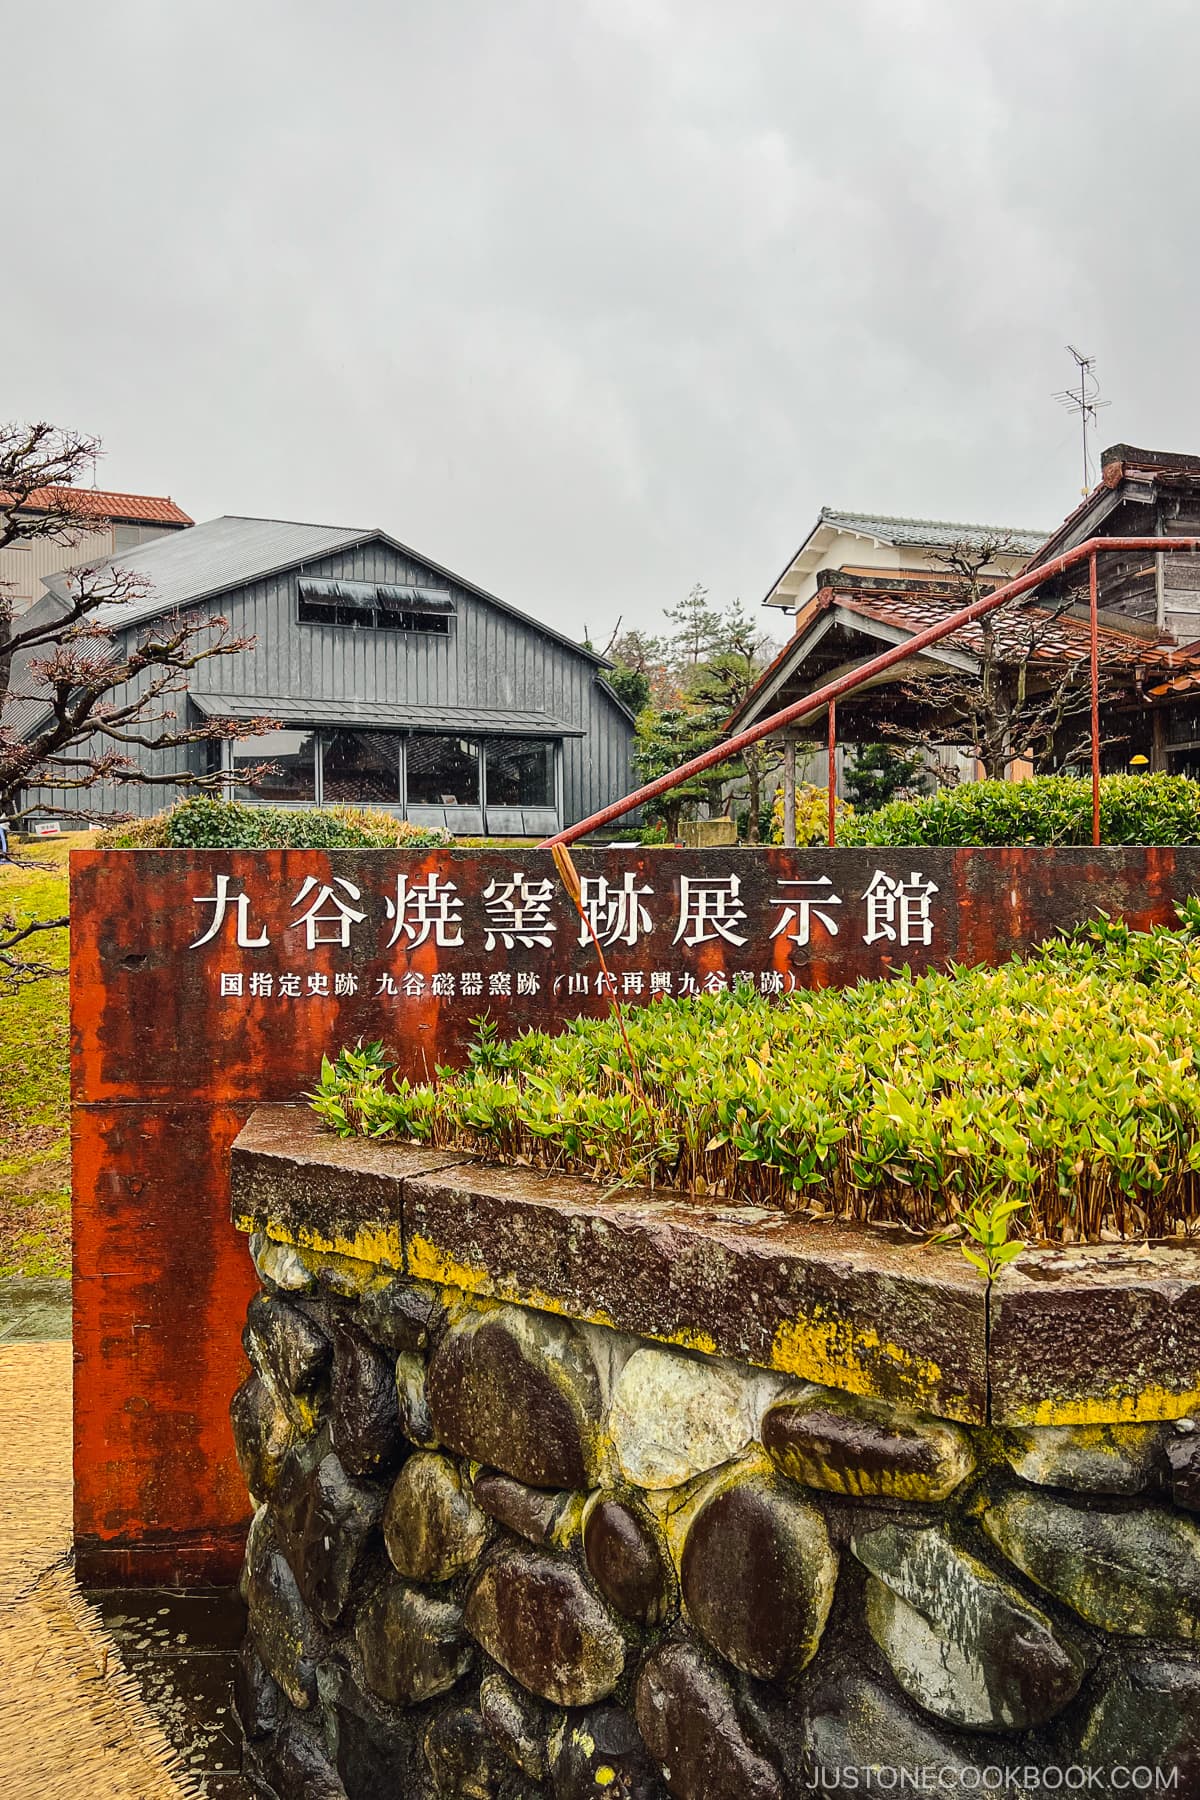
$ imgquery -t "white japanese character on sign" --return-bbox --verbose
[650,972,672,994]
[672,875,748,948]
[760,970,784,995]
[307,973,329,997]
[432,972,456,998]
[769,877,843,947]
[577,873,654,948]
[402,971,426,997]
[220,972,243,996]
[677,972,699,996]
[250,972,274,998]
[623,972,644,995]
[385,874,464,949]
[375,973,398,997]
[278,973,301,997]
[482,872,557,950]
[335,973,358,997]
[862,870,939,947]
[289,876,367,950]
[704,970,728,994]
[489,972,511,997]
[461,972,483,997]
[190,875,269,949]
[517,972,540,996]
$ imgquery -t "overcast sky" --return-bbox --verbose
[6,1,1197,642]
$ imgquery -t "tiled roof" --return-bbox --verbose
[5,487,192,526]
[835,586,1193,671]
[819,508,1047,556]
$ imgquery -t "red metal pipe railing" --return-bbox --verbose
[542,536,1200,852]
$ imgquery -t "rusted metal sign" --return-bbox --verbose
[70,845,1200,1583]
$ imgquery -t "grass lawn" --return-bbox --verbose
[0,836,79,1278]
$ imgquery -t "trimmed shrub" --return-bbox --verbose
[97,797,453,850]
[840,773,1200,847]
[312,908,1200,1244]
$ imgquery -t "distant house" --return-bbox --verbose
[731,461,1200,788]
[760,508,1044,619]
[741,506,1047,788]
[6,514,634,836]
[0,487,192,615]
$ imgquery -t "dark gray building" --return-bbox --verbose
[9,515,635,835]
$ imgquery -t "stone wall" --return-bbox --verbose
[233,1232,1200,1798]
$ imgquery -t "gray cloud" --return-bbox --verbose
[4,0,1194,640]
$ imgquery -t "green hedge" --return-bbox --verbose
[312,907,1200,1244]
[98,797,453,850]
[839,773,1200,847]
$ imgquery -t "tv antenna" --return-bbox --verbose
[1053,346,1110,495]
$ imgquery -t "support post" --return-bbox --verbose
[827,704,837,847]
[1089,549,1101,848]
[783,737,797,848]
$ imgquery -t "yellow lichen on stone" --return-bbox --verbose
[770,1314,965,1420]
[240,1213,402,1279]
[1016,1382,1200,1428]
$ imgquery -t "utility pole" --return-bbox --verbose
[1053,347,1110,496]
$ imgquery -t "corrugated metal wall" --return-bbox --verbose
[23,537,634,826]
[0,524,115,613]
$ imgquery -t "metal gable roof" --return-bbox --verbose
[35,512,609,668]
[40,515,369,628]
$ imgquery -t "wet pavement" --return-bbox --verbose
[0,1276,71,1342]
[87,1588,255,1799]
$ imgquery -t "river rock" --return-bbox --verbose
[473,1471,574,1546]
[396,1351,439,1449]
[679,1469,836,1683]
[330,1318,406,1478]
[272,1440,384,1626]
[803,1664,1033,1796]
[1168,1424,1200,1511]
[358,1275,445,1353]
[231,1374,295,1501]
[634,1639,784,1800]
[424,1703,521,1800]
[464,1545,626,1706]
[245,1716,349,1800]
[550,1704,665,1800]
[981,1488,1200,1641]
[762,1389,974,1502]
[244,1292,331,1403]
[585,1494,676,1625]
[355,1573,473,1705]
[608,1347,757,1490]
[316,1658,434,1800]
[1001,1422,1166,1496]
[233,1640,288,1743]
[243,1540,320,1709]
[480,1671,558,1781]
[383,1451,492,1582]
[427,1304,603,1489]
[1075,1647,1200,1781]
[251,1232,316,1294]
[854,1521,1087,1730]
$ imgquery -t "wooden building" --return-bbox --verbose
[5,513,634,836]
[729,449,1200,795]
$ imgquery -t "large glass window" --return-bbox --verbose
[232,730,316,804]
[322,730,401,804]
[484,737,555,808]
[406,735,479,807]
